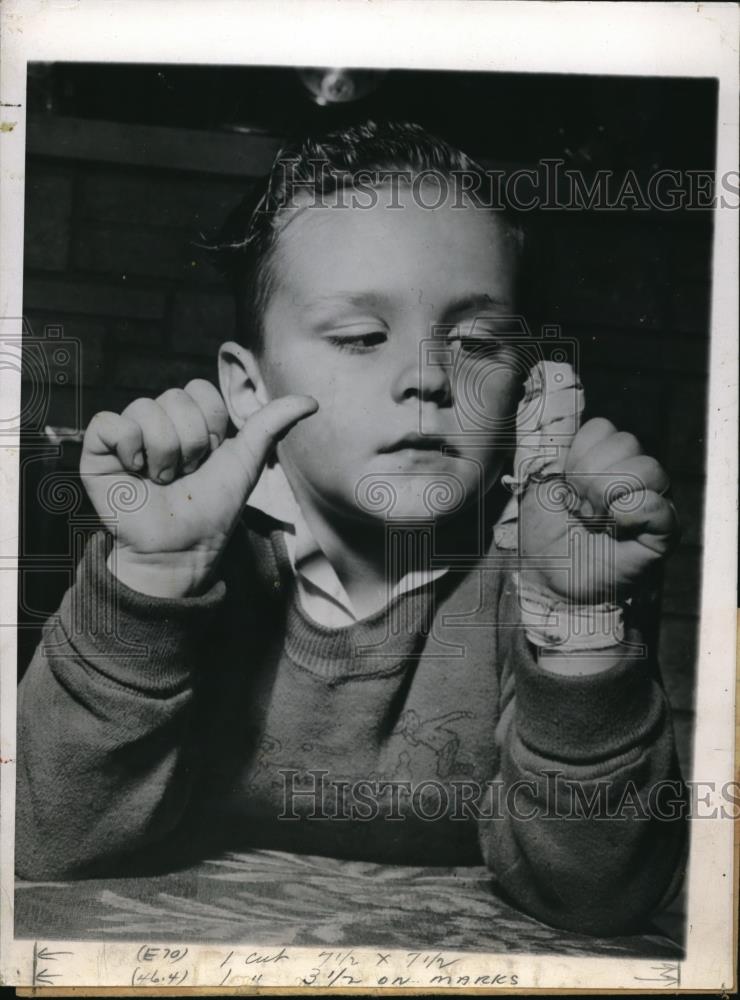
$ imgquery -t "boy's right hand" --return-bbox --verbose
[80,379,318,598]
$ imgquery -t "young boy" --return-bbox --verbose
[16,121,686,936]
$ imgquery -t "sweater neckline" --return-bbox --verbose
[264,524,438,683]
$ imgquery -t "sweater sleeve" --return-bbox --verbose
[478,576,688,935]
[15,532,226,880]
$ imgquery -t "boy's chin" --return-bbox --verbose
[352,471,476,524]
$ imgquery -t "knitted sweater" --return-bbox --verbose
[16,511,687,935]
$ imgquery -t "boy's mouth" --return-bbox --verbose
[379,433,459,456]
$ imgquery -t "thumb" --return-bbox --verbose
[225,394,319,486]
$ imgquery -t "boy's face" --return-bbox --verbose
[240,182,521,526]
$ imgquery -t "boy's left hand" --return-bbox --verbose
[519,417,680,604]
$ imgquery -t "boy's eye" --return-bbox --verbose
[326,331,387,353]
[448,323,503,351]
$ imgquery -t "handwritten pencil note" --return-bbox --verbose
[18,940,688,991]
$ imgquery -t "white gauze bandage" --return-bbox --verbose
[493,360,626,651]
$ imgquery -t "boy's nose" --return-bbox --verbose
[391,353,453,407]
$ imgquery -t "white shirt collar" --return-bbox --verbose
[246,459,447,626]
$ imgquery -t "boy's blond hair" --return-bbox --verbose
[207,119,525,350]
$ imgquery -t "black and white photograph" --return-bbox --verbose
[0,1,737,992]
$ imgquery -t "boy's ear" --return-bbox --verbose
[218,341,270,429]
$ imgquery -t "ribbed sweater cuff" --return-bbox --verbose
[513,638,664,763]
[57,531,226,692]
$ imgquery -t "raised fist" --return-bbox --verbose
[519,417,680,604]
[81,379,317,597]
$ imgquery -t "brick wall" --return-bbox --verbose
[20,115,712,780]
